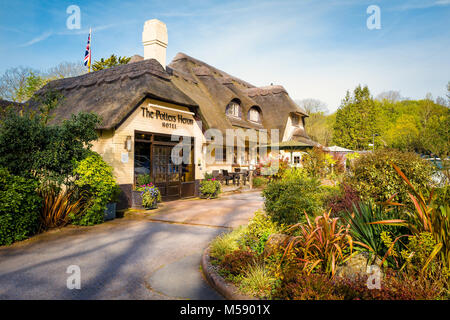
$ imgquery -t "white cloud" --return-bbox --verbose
[19,31,52,47]
[393,0,450,11]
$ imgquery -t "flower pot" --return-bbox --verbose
[104,202,116,221]
[131,191,144,209]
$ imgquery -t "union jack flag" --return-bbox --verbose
[83,29,91,69]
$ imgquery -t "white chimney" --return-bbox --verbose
[142,19,168,68]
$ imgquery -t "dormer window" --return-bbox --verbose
[291,114,300,126]
[248,106,262,123]
[226,100,241,118]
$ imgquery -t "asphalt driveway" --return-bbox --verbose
[0,191,263,300]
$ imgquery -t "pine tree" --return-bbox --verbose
[92,54,131,71]
[332,85,378,150]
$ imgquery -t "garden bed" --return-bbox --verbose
[206,153,449,300]
[201,246,257,300]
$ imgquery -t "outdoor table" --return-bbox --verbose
[229,172,241,185]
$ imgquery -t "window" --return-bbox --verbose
[226,100,241,118]
[294,156,301,164]
[214,146,227,162]
[291,115,300,126]
[248,107,262,123]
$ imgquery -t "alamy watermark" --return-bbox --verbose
[367,5,381,30]
[366,264,382,289]
[66,5,81,30]
[66,265,81,289]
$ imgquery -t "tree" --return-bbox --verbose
[332,85,379,150]
[305,111,334,146]
[421,112,450,160]
[0,67,41,102]
[376,90,402,103]
[0,105,101,186]
[15,72,49,103]
[92,54,131,71]
[384,114,420,151]
[46,61,85,79]
[0,62,84,103]
[296,98,328,114]
[296,99,333,145]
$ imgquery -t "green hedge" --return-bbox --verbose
[199,179,221,199]
[263,169,322,225]
[71,152,119,226]
[0,168,42,245]
[349,149,433,203]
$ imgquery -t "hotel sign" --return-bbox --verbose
[141,104,194,129]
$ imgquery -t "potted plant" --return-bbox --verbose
[136,183,161,209]
[104,186,121,221]
[199,178,222,199]
[132,174,152,208]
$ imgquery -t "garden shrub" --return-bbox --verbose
[301,146,328,178]
[221,249,257,276]
[335,271,444,300]
[263,172,322,225]
[252,176,268,188]
[0,168,42,245]
[274,270,444,300]
[199,178,221,199]
[273,273,344,300]
[398,232,440,275]
[210,227,245,262]
[71,152,120,226]
[239,210,281,254]
[0,109,100,186]
[324,183,360,216]
[348,149,433,203]
[340,203,407,266]
[239,262,277,298]
[284,211,354,276]
[433,186,449,210]
[38,186,87,230]
[258,157,289,178]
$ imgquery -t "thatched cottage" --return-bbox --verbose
[9,19,316,207]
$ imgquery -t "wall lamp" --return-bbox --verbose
[125,136,132,152]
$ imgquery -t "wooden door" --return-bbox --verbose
[152,145,181,199]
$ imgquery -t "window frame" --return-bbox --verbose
[226,100,242,119]
[248,106,262,123]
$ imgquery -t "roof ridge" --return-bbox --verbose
[245,85,287,97]
[170,52,256,89]
[37,59,170,94]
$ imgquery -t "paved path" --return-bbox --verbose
[0,191,263,299]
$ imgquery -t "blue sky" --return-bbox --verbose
[0,0,449,111]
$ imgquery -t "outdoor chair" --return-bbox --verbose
[241,169,249,185]
[221,170,234,185]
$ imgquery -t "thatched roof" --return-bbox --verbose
[168,52,311,141]
[27,58,198,129]
[0,99,23,109]
[23,51,315,146]
[265,140,315,149]
[0,99,24,119]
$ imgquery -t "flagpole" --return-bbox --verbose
[88,27,92,73]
